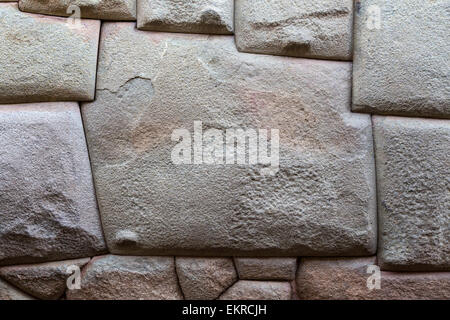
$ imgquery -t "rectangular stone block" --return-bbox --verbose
[296,257,450,300]
[234,257,297,280]
[82,23,377,257]
[0,3,100,104]
[353,0,450,118]
[137,0,233,34]
[234,0,354,60]
[0,102,106,266]
[373,116,450,271]
[19,0,136,21]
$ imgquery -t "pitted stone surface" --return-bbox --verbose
[0,258,90,300]
[297,257,450,300]
[19,0,136,21]
[82,23,376,257]
[176,257,237,300]
[0,3,99,104]
[219,280,291,300]
[373,116,450,271]
[353,0,450,118]
[234,257,297,280]
[234,0,353,60]
[66,255,183,300]
[137,0,233,34]
[0,279,34,300]
[0,102,107,266]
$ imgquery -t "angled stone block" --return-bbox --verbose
[0,3,100,104]
[66,255,183,300]
[137,0,233,34]
[373,116,450,271]
[176,257,237,300]
[0,258,89,300]
[353,0,450,118]
[234,0,354,60]
[82,23,376,257]
[19,0,136,21]
[234,257,297,281]
[296,257,450,300]
[0,279,34,300]
[218,280,291,300]
[0,102,107,266]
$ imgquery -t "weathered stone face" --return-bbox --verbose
[66,255,183,300]
[82,23,376,257]
[18,0,136,20]
[219,280,292,300]
[137,0,233,34]
[234,257,297,280]
[296,257,450,300]
[0,102,107,266]
[0,3,100,104]
[353,0,450,118]
[0,279,34,300]
[234,0,354,60]
[373,116,450,271]
[176,257,237,299]
[0,258,90,300]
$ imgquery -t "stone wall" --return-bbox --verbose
[0,0,448,300]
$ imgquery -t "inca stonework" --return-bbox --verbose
[0,0,448,301]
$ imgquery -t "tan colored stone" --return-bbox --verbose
[296,257,450,300]
[82,23,376,257]
[0,102,107,266]
[219,280,291,300]
[19,0,136,20]
[373,116,450,271]
[235,0,354,60]
[0,279,34,300]
[0,258,89,300]
[234,257,297,280]
[353,0,450,118]
[66,255,183,300]
[176,257,237,300]
[0,3,99,104]
[137,0,233,34]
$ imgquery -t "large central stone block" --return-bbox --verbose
[82,23,376,256]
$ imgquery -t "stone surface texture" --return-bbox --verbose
[0,258,89,299]
[0,102,107,266]
[234,0,354,60]
[66,255,183,300]
[234,257,297,280]
[19,0,136,20]
[373,116,450,271]
[137,0,233,34]
[0,279,34,300]
[0,3,100,104]
[296,257,450,300]
[176,257,237,299]
[82,23,376,257]
[353,0,450,118]
[219,280,291,300]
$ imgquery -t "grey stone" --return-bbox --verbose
[234,257,297,280]
[0,102,107,266]
[137,0,233,34]
[66,255,183,300]
[373,116,450,271]
[0,3,100,104]
[353,0,450,118]
[82,23,376,257]
[176,257,237,299]
[219,280,291,300]
[234,0,354,60]
[19,0,136,21]
[0,279,34,300]
[0,258,90,300]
